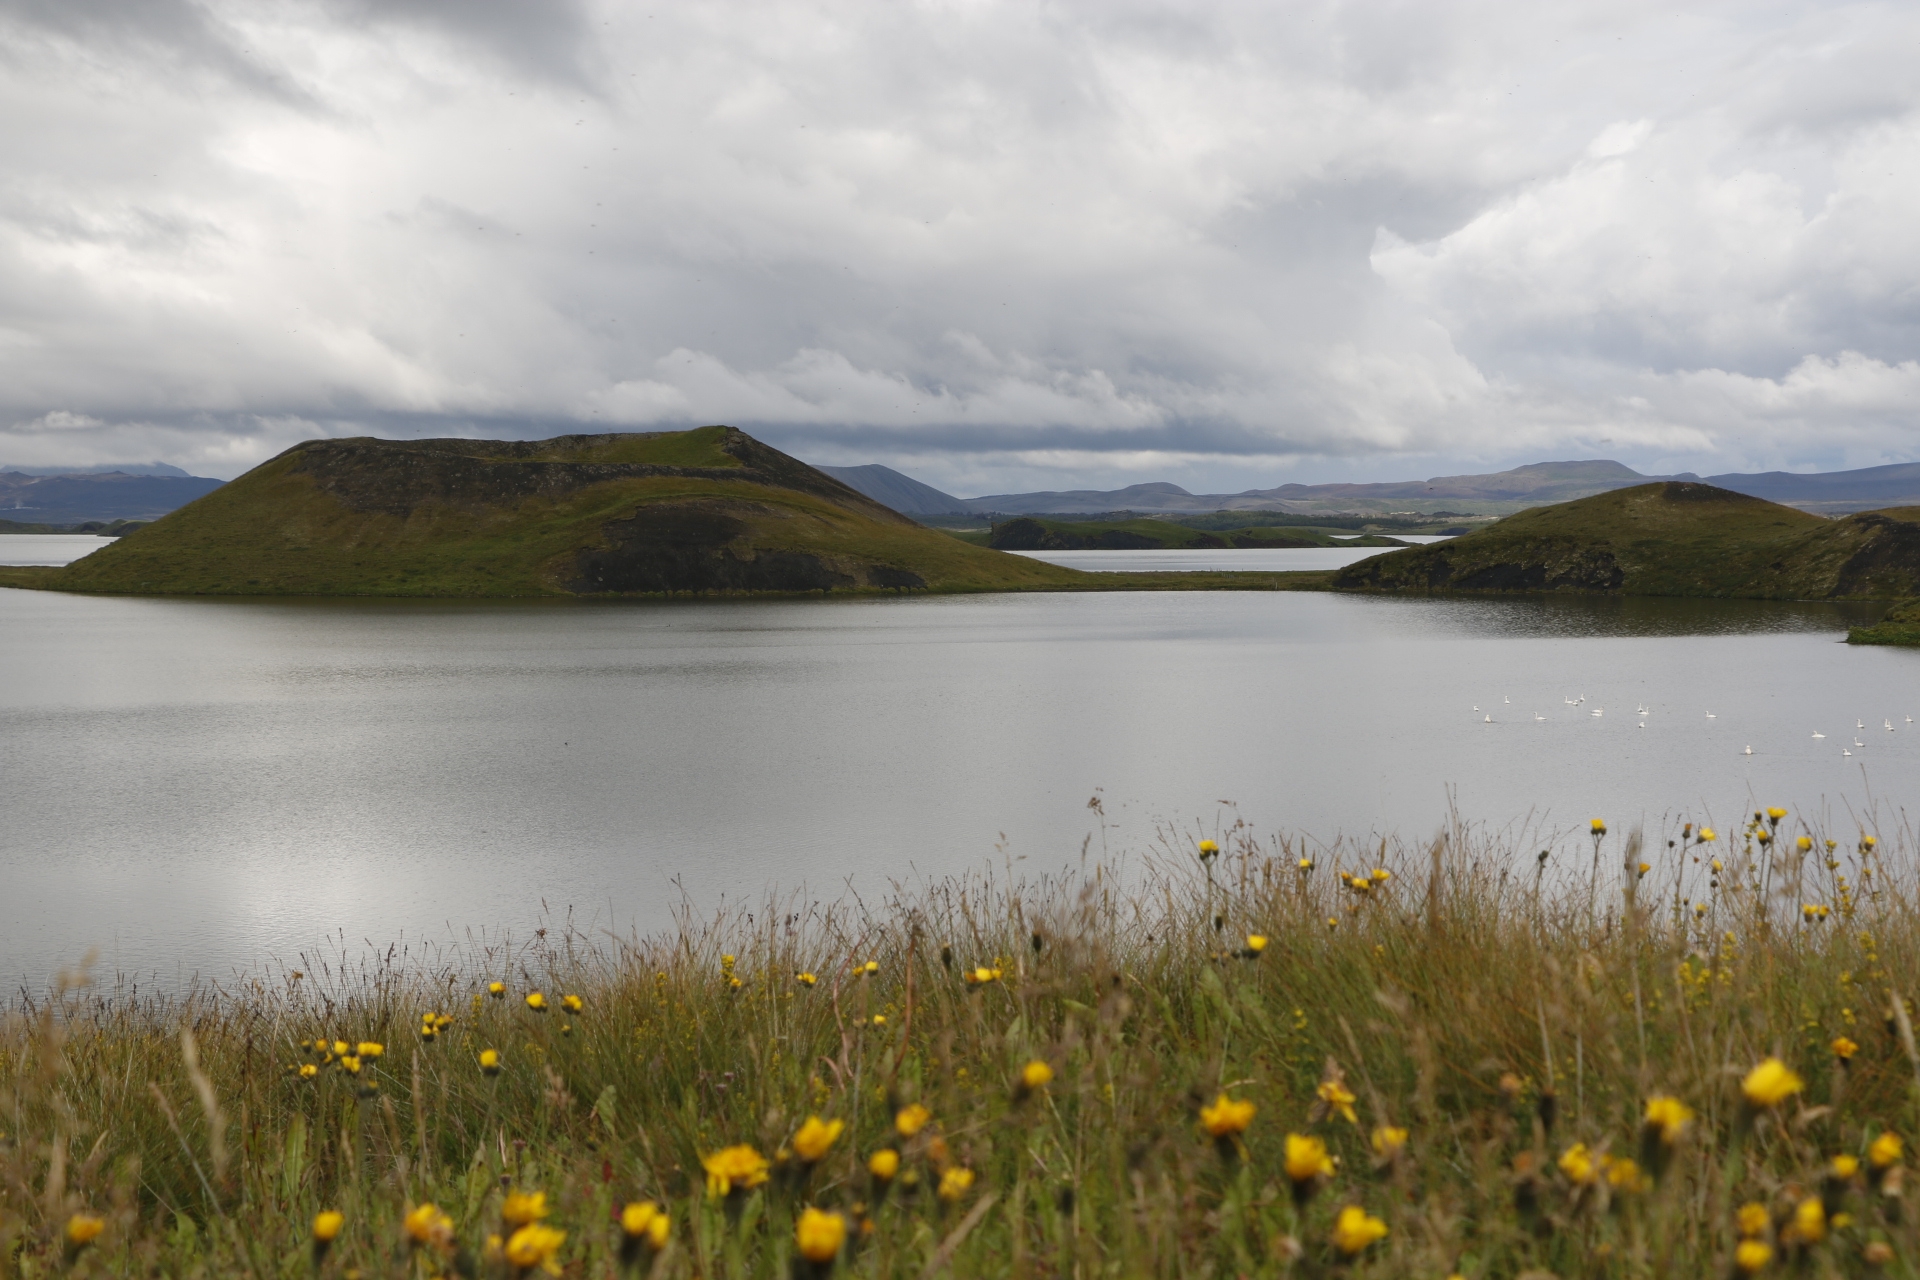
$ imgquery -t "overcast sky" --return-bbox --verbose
[2,0,1917,493]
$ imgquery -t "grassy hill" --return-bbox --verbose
[1333,483,1920,599]
[0,428,1340,599]
[986,515,1407,551]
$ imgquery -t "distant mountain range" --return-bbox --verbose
[818,459,1920,518]
[0,470,225,524]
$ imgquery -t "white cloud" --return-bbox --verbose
[0,0,1915,488]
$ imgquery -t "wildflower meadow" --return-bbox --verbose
[2,808,1916,1278]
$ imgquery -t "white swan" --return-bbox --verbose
[1484,714,1492,723]
[1743,745,1753,755]
[1706,712,1716,719]
[1844,749,1853,757]
[1812,732,1825,739]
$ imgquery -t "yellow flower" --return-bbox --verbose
[1711,858,1724,872]
[65,1214,106,1248]
[1370,1126,1408,1159]
[1700,828,1717,842]
[895,1104,933,1138]
[620,1201,670,1251]
[1742,1058,1804,1109]
[1591,818,1607,834]
[298,1063,318,1079]
[1797,836,1813,852]
[337,1055,361,1074]
[1245,934,1268,954]
[1329,1205,1388,1256]
[488,981,506,998]
[1864,835,1878,848]
[937,1167,976,1202]
[313,1210,344,1243]
[524,992,547,1012]
[1767,807,1788,822]
[1557,1143,1597,1185]
[860,960,879,976]
[1737,1202,1771,1237]
[1644,1095,1694,1144]
[479,1048,502,1076]
[795,1207,846,1264]
[332,1040,350,1057]
[1603,1155,1648,1192]
[561,994,583,1013]
[1785,1197,1825,1245]
[1285,1133,1334,1183]
[501,1191,549,1228]
[1870,1131,1904,1168]
[1833,1154,1861,1179]
[504,1223,565,1275]
[1020,1060,1054,1092]
[1317,1079,1358,1125]
[1298,858,1314,871]
[1833,1036,1859,1061]
[355,1041,383,1059]
[1638,862,1651,875]
[966,966,1000,986]
[1371,868,1391,883]
[702,1144,771,1197]
[796,972,818,987]
[1197,839,1219,858]
[1735,1239,1774,1273]
[868,1149,900,1181]
[1200,1093,1256,1137]
[792,1116,845,1163]
[404,1203,453,1249]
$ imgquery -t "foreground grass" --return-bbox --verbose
[5,811,1917,1278]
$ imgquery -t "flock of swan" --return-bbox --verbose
[1470,699,1913,757]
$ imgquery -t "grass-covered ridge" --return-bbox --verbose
[1335,483,1920,599]
[5,810,1917,1277]
[0,428,1346,600]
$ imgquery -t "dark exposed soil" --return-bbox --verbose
[566,501,925,595]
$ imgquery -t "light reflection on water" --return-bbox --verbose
[0,586,1912,988]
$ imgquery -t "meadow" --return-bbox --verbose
[3,809,1914,1278]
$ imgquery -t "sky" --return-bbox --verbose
[1,1,1918,495]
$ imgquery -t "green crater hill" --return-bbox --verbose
[0,427,1330,599]
[1333,482,1920,600]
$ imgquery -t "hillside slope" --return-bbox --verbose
[1333,483,1920,598]
[26,428,1096,598]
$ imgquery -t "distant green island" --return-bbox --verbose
[0,428,1328,599]
[0,517,149,536]
[965,516,1409,551]
[1331,481,1920,644]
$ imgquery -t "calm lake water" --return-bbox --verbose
[1011,537,1452,574]
[2,584,1914,989]
[0,534,117,566]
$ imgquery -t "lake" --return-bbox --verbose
[2,581,1914,989]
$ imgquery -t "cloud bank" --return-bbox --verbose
[1,0,1917,490]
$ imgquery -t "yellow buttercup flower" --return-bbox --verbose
[1557,1143,1597,1185]
[1833,1154,1861,1179]
[1870,1131,1903,1168]
[1330,1205,1388,1256]
[560,994,583,1013]
[702,1144,771,1197]
[1245,934,1268,954]
[1737,1202,1771,1237]
[1784,1197,1825,1245]
[355,1041,383,1059]
[1833,1036,1859,1061]
[524,992,547,1012]
[1370,1126,1408,1159]
[796,972,818,987]
[620,1201,670,1250]
[795,1207,846,1264]
[1200,1093,1256,1137]
[501,1191,549,1228]
[966,966,1001,986]
[479,1048,502,1076]
[1284,1133,1334,1183]
[298,1063,318,1079]
[504,1223,565,1275]
[1298,858,1314,871]
[1591,818,1607,835]
[895,1104,933,1138]
[1644,1095,1694,1144]
[1796,836,1813,852]
[1742,1058,1804,1109]
[792,1116,844,1163]
[1767,806,1788,822]
[1371,868,1391,883]
[331,1040,350,1057]
[1020,1060,1054,1091]
[1735,1239,1773,1273]
[860,960,879,976]
[937,1167,976,1202]
[312,1211,344,1243]
[488,981,506,998]
[1317,1079,1358,1125]
[65,1214,106,1248]
[404,1203,453,1249]
[1197,839,1219,859]
[1603,1155,1648,1192]
[1699,827,1716,842]
[868,1149,900,1181]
